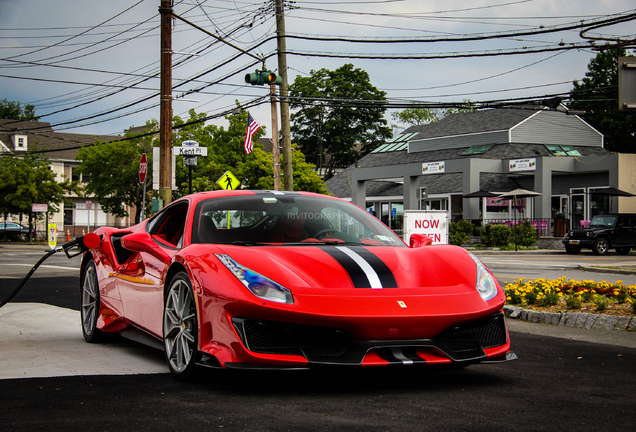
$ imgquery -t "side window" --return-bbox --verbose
[617,216,630,228]
[148,202,188,248]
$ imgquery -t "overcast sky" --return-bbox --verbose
[0,0,634,138]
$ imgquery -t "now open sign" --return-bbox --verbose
[403,210,448,245]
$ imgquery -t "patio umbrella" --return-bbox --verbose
[463,190,500,198]
[497,189,542,251]
[589,187,635,197]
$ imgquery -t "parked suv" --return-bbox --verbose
[562,214,635,255]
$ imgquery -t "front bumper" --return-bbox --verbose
[216,312,514,369]
[563,239,595,247]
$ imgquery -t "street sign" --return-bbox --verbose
[174,146,207,156]
[217,170,241,190]
[183,156,197,166]
[139,153,148,183]
[32,204,48,213]
[86,201,92,210]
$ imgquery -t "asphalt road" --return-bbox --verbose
[1,244,635,431]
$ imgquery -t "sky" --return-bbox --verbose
[0,0,634,139]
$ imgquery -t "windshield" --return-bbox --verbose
[191,194,404,247]
[589,215,616,228]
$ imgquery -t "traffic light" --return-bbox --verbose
[245,69,282,86]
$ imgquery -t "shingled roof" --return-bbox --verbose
[0,119,119,160]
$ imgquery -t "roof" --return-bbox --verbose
[0,119,121,161]
[325,142,610,199]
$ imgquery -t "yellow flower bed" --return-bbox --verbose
[505,277,636,316]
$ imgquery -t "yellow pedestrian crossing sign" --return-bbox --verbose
[217,170,241,190]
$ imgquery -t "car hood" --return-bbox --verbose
[187,243,479,293]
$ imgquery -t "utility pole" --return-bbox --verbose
[275,0,293,191]
[270,85,282,190]
[159,0,173,207]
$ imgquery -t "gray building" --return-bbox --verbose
[325,108,636,235]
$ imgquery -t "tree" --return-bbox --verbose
[391,101,477,132]
[0,151,75,238]
[75,123,155,222]
[289,64,392,180]
[0,98,39,121]
[569,47,636,153]
[173,108,328,194]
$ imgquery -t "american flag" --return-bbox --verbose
[244,112,261,154]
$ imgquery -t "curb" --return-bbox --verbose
[503,305,636,331]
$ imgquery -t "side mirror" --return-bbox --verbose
[121,232,171,263]
[409,233,433,248]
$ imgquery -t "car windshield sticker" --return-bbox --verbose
[321,246,398,289]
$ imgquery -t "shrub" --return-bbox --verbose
[565,294,582,310]
[513,220,537,247]
[449,222,469,246]
[593,295,609,311]
[456,219,474,236]
[481,223,511,247]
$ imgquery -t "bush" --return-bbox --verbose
[481,223,511,247]
[449,222,468,246]
[513,220,537,247]
[456,219,474,236]
[449,219,475,246]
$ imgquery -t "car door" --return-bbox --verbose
[612,216,631,247]
[117,201,188,337]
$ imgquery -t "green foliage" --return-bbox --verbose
[448,222,468,246]
[513,221,537,247]
[593,295,609,311]
[449,219,474,246]
[565,294,582,310]
[569,47,636,153]
[172,108,328,195]
[75,122,155,222]
[391,100,476,132]
[481,223,511,247]
[0,98,39,121]
[289,64,392,180]
[0,151,73,217]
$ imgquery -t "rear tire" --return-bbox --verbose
[616,247,631,255]
[163,272,199,380]
[565,245,581,255]
[592,238,609,255]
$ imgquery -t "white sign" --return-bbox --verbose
[403,210,448,245]
[422,161,445,175]
[174,146,207,156]
[509,158,536,172]
[32,204,48,212]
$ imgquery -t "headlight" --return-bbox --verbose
[216,254,293,304]
[468,253,499,301]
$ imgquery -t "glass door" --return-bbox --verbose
[570,188,586,228]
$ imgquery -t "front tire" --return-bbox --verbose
[565,245,581,255]
[81,260,104,342]
[163,272,199,380]
[616,247,631,255]
[592,238,609,255]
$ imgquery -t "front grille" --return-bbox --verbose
[434,313,507,360]
[235,319,352,357]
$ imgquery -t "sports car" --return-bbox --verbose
[80,190,515,379]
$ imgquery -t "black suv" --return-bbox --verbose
[562,214,635,255]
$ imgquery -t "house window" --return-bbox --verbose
[13,135,27,151]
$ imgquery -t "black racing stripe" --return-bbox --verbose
[348,247,398,288]
[377,348,402,365]
[321,247,372,288]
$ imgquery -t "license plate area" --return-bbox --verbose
[570,240,580,245]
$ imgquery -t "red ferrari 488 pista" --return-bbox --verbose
[80,190,515,379]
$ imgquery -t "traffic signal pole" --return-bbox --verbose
[270,85,282,191]
[275,0,293,191]
[159,0,173,207]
